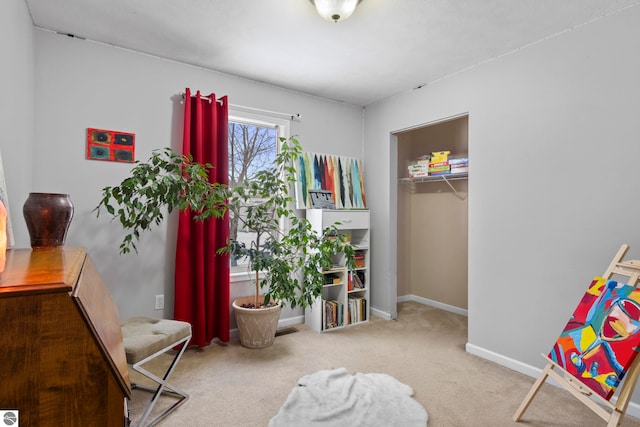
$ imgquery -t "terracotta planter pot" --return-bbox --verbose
[232,296,281,349]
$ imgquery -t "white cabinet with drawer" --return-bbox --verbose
[316,210,370,230]
[305,209,370,332]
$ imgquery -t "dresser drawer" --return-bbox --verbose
[321,210,369,230]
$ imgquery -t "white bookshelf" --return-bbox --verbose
[305,209,370,332]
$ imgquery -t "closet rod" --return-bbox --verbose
[180,93,301,121]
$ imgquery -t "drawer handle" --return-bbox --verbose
[341,219,352,223]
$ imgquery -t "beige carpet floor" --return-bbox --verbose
[128,301,640,426]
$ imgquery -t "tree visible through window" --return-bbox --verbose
[228,119,278,269]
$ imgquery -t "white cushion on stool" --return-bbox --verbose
[121,316,191,364]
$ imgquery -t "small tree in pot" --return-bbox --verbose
[218,136,353,348]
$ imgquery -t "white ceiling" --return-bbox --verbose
[25,0,640,106]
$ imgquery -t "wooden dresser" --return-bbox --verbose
[0,247,131,426]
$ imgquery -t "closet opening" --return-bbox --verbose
[394,114,469,317]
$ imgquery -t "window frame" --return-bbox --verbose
[228,109,290,282]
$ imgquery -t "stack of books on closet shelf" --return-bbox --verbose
[428,162,451,176]
[449,157,469,174]
[427,151,451,176]
[407,154,431,178]
[409,150,468,178]
[407,163,428,178]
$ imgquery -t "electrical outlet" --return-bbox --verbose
[155,294,164,310]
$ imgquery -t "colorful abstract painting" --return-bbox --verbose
[86,128,135,163]
[548,277,640,400]
[295,151,366,209]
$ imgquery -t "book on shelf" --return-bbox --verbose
[324,300,343,329]
[428,161,449,168]
[356,271,366,287]
[450,165,468,174]
[408,171,429,178]
[407,164,428,178]
[408,164,428,173]
[349,271,365,289]
[325,273,341,285]
[448,157,469,166]
[427,164,451,173]
[431,151,450,163]
[347,296,367,325]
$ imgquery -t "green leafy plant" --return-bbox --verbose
[218,136,354,310]
[94,147,228,254]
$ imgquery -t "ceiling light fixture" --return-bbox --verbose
[310,0,362,23]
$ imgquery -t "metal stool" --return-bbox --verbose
[121,316,192,426]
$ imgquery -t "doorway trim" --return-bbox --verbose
[389,111,469,319]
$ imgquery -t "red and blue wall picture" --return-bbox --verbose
[86,128,135,163]
[548,276,640,399]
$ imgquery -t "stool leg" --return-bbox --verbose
[132,335,191,427]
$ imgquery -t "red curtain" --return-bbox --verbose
[174,88,230,346]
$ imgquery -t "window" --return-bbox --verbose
[228,111,289,275]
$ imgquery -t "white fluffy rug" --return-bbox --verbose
[268,368,428,426]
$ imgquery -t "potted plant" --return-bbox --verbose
[218,136,354,348]
[94,147,228,254]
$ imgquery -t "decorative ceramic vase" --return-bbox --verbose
[23,193,74,248]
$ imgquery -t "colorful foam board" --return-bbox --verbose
[295,151,366,209]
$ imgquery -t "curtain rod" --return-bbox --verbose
[180,93,301,121]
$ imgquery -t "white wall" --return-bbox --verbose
[31,29,363,323]
[365,3,640,404]
[0,0,35,247]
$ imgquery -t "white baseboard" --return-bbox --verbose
[397,294,468,317]
[402,296,640,420]
[370,306,391,320]
[465,343,541,378]
[465,343,640,420]
[279,314,305,328]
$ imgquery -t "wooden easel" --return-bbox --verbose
[514,244,640,427]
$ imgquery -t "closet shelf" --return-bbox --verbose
[398,172,468,184]
[399,172,468,200]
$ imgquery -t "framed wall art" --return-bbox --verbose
[86,128,135,163]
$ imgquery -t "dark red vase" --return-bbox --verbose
[23,193,74,248]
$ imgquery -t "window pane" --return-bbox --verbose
[228,121,277,269]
